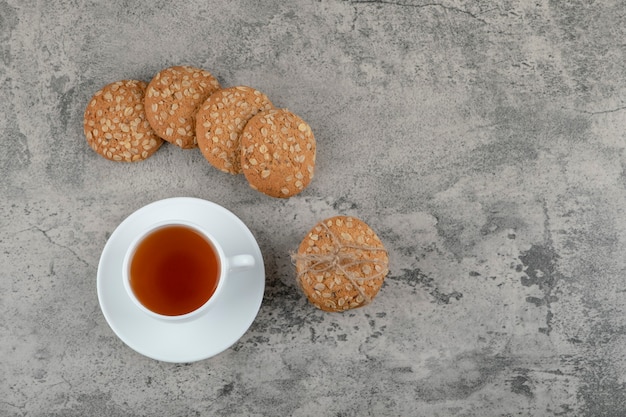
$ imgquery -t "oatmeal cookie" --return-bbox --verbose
[84,79,163,162]
[196,86,273,174]
[293,216,389,312]
[241,109,316,198]
[144,65,221,149]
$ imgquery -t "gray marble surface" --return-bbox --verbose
[2,1,626,416]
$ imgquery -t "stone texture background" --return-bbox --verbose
[2,1,626,416]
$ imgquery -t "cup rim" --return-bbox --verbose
[122,219,226,322]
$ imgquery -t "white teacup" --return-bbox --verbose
[122,219,255,322]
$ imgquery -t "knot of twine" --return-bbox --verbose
[291,222,388,305]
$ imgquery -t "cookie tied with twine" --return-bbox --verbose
[293,216,389,312]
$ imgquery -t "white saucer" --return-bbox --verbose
[97,197,265,363]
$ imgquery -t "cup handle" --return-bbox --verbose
[227,254,256,272]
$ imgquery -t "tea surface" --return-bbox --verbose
[130,225,220,316]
